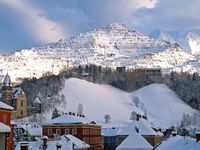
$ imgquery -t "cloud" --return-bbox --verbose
[0,0,66,44]
[74,0,158,27]
[1,0,200,51]
[132,0,200,32]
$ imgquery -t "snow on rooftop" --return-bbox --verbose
[62,134,90,149]
[116,132,153,150]
[27,127,42,137]
[0,101,14,110]
[130,119,158,136]
[102,127,118,137]
[0,122,10,133]
[44,113,89,125]
[15,134,90,150]
[116,119,158,136]
[12,87,25,99]
[156,135,200,150]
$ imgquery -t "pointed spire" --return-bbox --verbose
[33,96,41,104]
[3,73,11,86]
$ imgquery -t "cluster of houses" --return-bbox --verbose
[1,73,200,150]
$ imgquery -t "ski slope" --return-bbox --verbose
[61,78,196,128]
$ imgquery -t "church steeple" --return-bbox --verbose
[1,73,13,106]
[3,73,11,86]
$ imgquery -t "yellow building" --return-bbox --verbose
[12,87,28,118]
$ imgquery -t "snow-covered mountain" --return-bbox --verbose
[150,29,200,55]
[44,78,196,128]
[0,23,200,81]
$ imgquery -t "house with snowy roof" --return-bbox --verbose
[43,112,103,150]
[116,132,153,150]
[14,121,42,141]
[102,119,163,150]
[0,100,14,150]
[116,119,163,146]
[0,73,28,118]
[15,134,90,150]
[28,96,42,115]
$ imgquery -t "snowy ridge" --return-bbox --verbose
[150,29,200,55]
[0,23,199,81]
[52,78,196,128]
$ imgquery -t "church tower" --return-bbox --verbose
[1,73,13,106]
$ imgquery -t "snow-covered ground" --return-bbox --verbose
[156,136,200,150]
[52,78,196,128]
[132,84,196,128]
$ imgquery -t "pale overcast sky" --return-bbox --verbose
[0,0,200,52]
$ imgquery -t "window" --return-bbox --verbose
[56,129,61,135]
[65,129,70,134]
[3,115,6,123]
[21,110,23,116]
[83,129,89,135]
[48,129,52,135]
[72,129,77,135]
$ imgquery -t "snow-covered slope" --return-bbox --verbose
[58,78,196,128]
[150,29,200,55]
[132,84,195,128]
[0,23,199,82]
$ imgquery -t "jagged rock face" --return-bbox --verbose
[150,29,200,55]
[0,23,199,82]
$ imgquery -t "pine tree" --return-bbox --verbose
[104,114,111,124]
[52,108,59,119]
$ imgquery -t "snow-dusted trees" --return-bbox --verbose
[180,112,200,128]
[77,103,84,115]
[104,114,111,124]
[163,71,200,110]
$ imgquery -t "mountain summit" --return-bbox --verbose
[0,23,199,81]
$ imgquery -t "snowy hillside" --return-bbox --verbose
[55,78,196,128]
[150,29,200,55]
[0,23,199,82]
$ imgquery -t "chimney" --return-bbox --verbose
[42,136,49,150]
[20,143,29,150]
[196,130,200,142]
[135,127,139,133]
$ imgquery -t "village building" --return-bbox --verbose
[102,127,118,150]
[43,112,104,150]
[14,134,90,150]
[14,121,42,141]
[116,132,153,150]
[0,73,28,119]
[117,119,163,147]
[12,87,28,118]
[0,101,14,150]
[0,122,11,150]
[103,118,163,150]
[27,96,42,115]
